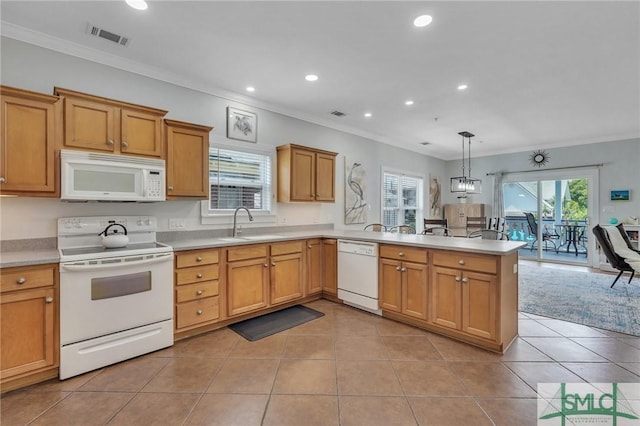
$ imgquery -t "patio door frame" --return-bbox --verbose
[503,167,600,267]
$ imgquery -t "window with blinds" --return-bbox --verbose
[382,171,423,230]
[209,147,272,212]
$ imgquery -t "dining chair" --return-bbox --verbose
[388,225,415,234]
[421,226,453,237]
[363,223,387,232]
[592,224,639,287]
[424,219,448,234]
[467,229,509,240]
[466,216,487,234]
[488,217,506,233]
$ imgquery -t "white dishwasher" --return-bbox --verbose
[337,239,381,315]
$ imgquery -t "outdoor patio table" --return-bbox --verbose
[557,223,587,256]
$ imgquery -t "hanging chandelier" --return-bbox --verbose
[450,131,482,194]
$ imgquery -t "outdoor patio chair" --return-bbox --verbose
[524,212,558,253]
[592,224,640,287]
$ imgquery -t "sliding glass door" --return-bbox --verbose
[502,168,599,266]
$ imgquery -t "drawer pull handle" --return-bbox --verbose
[196,290,204,295]
[196,309,203,315]
[196,273,203,278]
[16,277,26,284]
[455,276,461,282]
[45,296,54,303]
[196,256,203,262]
[458,260,465,265]
[398,252,405,257]
[461,278,469,283]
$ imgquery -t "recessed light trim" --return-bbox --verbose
[126,0,148,10]
[246,86,255,92]
[457,84,468,90]
[305,74,318,82]
[413,15,433,28]
[364,112,372,118]
[405,100,414,106]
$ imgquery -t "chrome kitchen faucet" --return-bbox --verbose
[233,206,254,237]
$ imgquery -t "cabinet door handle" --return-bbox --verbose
[396,266,401,271]
[455,276,461,282]
[458,259,465,265]
[45,296,54,303]
[196,256,202,262]
[107,139,114,146]
[461,277,469,283]
[196,290,204,295]
[196,309,203,315]
[307,245,312,249]
[16,277,26,284]
[121,141,129,149]
[168,185,174,191]
[271,262,276,267]
[196,273,203,278]
[400,267,407,272]
[264,263,268,267]
[0,177,5,183]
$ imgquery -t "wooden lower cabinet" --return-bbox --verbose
[1,264,58,391]
[227,256,270,316]
[379,245,428,320]
[174,249,221,332]
[322,239,337,295]
[306,239,323,295]
[270,252,303,305]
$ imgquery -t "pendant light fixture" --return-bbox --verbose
[450,131,482,194]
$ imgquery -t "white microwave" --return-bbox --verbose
[61,150,166,202]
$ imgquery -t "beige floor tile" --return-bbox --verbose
[228,333,287,358]
[286,314,336,335]
[522,337,608,362]
[273,359,337,395]
[392,360,468,396]
[78,357,170,392]
[108,393,199,425]
[477,398,539,426]
[448,361,537,398]
[178,328,240,358]
[22,369,102,392]
[382,335,442,360]
[561,362,640,383]
[335,335,390,359]
[333,315,380,336]
[518,319,561,337]
[571,337,640,362]
[283,334,335,359]
[30,391,134,426]
[303,299,338,314]
[427,334,502,361]
[337,360,403,396]
[503,362,585,389]
[141,357,223,393]
[185,394,269,426]
[375,318,430,336]
[206,358,279,394]
[500,338,553,362]
[409,397,492,425]
[0,390,69,425]
[339,396,417,426]
[263,395,339,426]
[536,318,609,337]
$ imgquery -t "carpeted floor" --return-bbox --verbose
[518,263,640,336]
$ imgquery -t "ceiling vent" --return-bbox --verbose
[87,24,130,47]
[330,110,347,117]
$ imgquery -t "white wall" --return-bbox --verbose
[443,138,640,224]
[0,37,446,240]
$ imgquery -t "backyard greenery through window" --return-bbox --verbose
[208,147,271,212]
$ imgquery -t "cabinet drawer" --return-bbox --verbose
[176,281,219,303]
[176,249,219,268]
[432,251,497,274]
[271,241,302,256]
[379,245,427,263]
[175,265,219,285]
[1,265,55,293]
[176,297,219,329]
[227,245,268,262]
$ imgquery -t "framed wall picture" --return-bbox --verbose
[610,190,630,201]
[227,106,257,143]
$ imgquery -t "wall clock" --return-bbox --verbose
[529,149,550,167]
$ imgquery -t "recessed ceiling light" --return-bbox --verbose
[246,86,255,92]
[364,112,372,118]
[305,74,318,82]
[405,100,414,106]
[126,0,148,10]
[457,84,468,90]
[413,15,433,28]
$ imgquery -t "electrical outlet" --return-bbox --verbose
[279,217,287,224]
[169,218,186,230]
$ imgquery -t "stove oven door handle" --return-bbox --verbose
[60,253,173,271]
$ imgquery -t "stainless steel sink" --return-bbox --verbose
[241,234,284,240]
[216,237,247,242]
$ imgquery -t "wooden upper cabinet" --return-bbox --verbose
[54,87,167,158]
[0,86,61,197]
[277,144,337,202]
[164,119,213,198]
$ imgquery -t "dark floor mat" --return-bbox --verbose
[229,305,325,341]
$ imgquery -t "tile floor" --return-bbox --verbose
[2,298,639,426]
